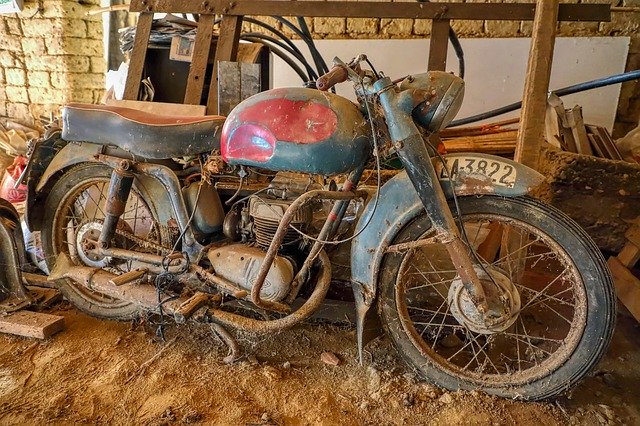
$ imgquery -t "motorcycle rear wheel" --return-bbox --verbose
[42,163,169,320]
[378,195,615,400]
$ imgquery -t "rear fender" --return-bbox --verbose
[350,153,544,353]
[27,141,178,232]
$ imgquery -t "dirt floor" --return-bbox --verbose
[0,302,638,425]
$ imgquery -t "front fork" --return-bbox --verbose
[374,78,494,316]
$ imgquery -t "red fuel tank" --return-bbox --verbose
[220,88,371,176]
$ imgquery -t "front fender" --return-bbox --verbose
[350,153,544,307]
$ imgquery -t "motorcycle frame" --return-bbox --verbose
[24,87,544,344]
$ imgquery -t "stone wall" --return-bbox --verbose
[0,0,106,127]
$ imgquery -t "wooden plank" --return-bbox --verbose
[618,244,640,268]
[566,106,593,156]
[184,14,216,105]
[129,1,610,22]
[26,286,62,309]
[0,311,64,339]
[608,256,640,322]
[514,0,559,169]
[105,99,206,116]
[207,15,243,115]
[123,12,154,100]
[625,225,640,248]
[22,272,57,289]
[428,20,450,72]
[476,223,504,263]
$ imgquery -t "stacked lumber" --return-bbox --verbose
[545,94,624,161]
[607,223,640,322]
[440,118,518,156]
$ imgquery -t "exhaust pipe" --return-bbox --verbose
[49,253,189,314]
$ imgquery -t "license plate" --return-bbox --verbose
[436,156,517,188]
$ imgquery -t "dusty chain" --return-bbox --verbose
[113,226,174,255]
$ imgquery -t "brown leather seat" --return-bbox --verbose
[61,103,226,159]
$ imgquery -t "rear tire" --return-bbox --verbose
[41,163,166,320]
[378,195,616,400]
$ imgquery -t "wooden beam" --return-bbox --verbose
[184,14,216,105]
[129,1,609,22]
[123,12,153,100]
[514,0,559,169]
[428,20,450,72]
[0,311,64,339]
[608,256,640,322]
[207,15,243,115]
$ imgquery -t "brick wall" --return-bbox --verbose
[0,0,106,127]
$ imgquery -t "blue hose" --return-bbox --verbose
[448,69,640,128]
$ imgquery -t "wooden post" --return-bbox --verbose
[428,19,450,72]
[513,0,559,169]
[123,12,154,100]
[206,15,243,115]
[184,14,217,105]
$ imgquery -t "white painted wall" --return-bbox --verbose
[271,37,629,131]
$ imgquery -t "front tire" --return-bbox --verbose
[378,195,615,400]
[41,163,167,320]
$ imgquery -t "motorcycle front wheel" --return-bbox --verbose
[41,163,170,320]
[378,195,615,400]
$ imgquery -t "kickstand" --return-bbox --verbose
[210,323,241,364]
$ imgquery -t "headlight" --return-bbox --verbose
[429,78,465,131]
[400,72,465,132]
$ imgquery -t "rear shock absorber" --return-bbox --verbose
[98,160,134,249]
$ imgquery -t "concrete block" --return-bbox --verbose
[0,34,22,52]
[347,18,378,35]
[380,19,413,37]
[27,87,68,104]
[46,37,103,57]
[484,20,522,37]
[5,17,21,35]
[5,68,26,86]
[90,56,107,74]
[6,103,31,123]
[600,14,640,36]
[451,20,484,37]
[51,72,105,89]
[413,19,432,36]
[0,51,17,68]
[313,18,346,36]
[21,38,46,55]
[6,86,29,103]
[558,21,599,37]
[27,71,51,88]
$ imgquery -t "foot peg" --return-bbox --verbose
[174,292,221,324]
[109,268,148,286]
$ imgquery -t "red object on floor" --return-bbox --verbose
[0,155,27,203]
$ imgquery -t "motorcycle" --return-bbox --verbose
[21,55,615,400]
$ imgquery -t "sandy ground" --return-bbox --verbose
[0,302,638,425]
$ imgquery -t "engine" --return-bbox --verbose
[212,172,323,302]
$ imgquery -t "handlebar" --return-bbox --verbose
[315,65,349,92]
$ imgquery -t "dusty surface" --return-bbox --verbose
[0,302,638,425]
[538,147,640,253]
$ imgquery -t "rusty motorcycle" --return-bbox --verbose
[22,55,615,400]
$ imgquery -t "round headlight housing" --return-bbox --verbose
[400,72,465,132]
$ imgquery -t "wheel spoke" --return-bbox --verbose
[394,206,589,388]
